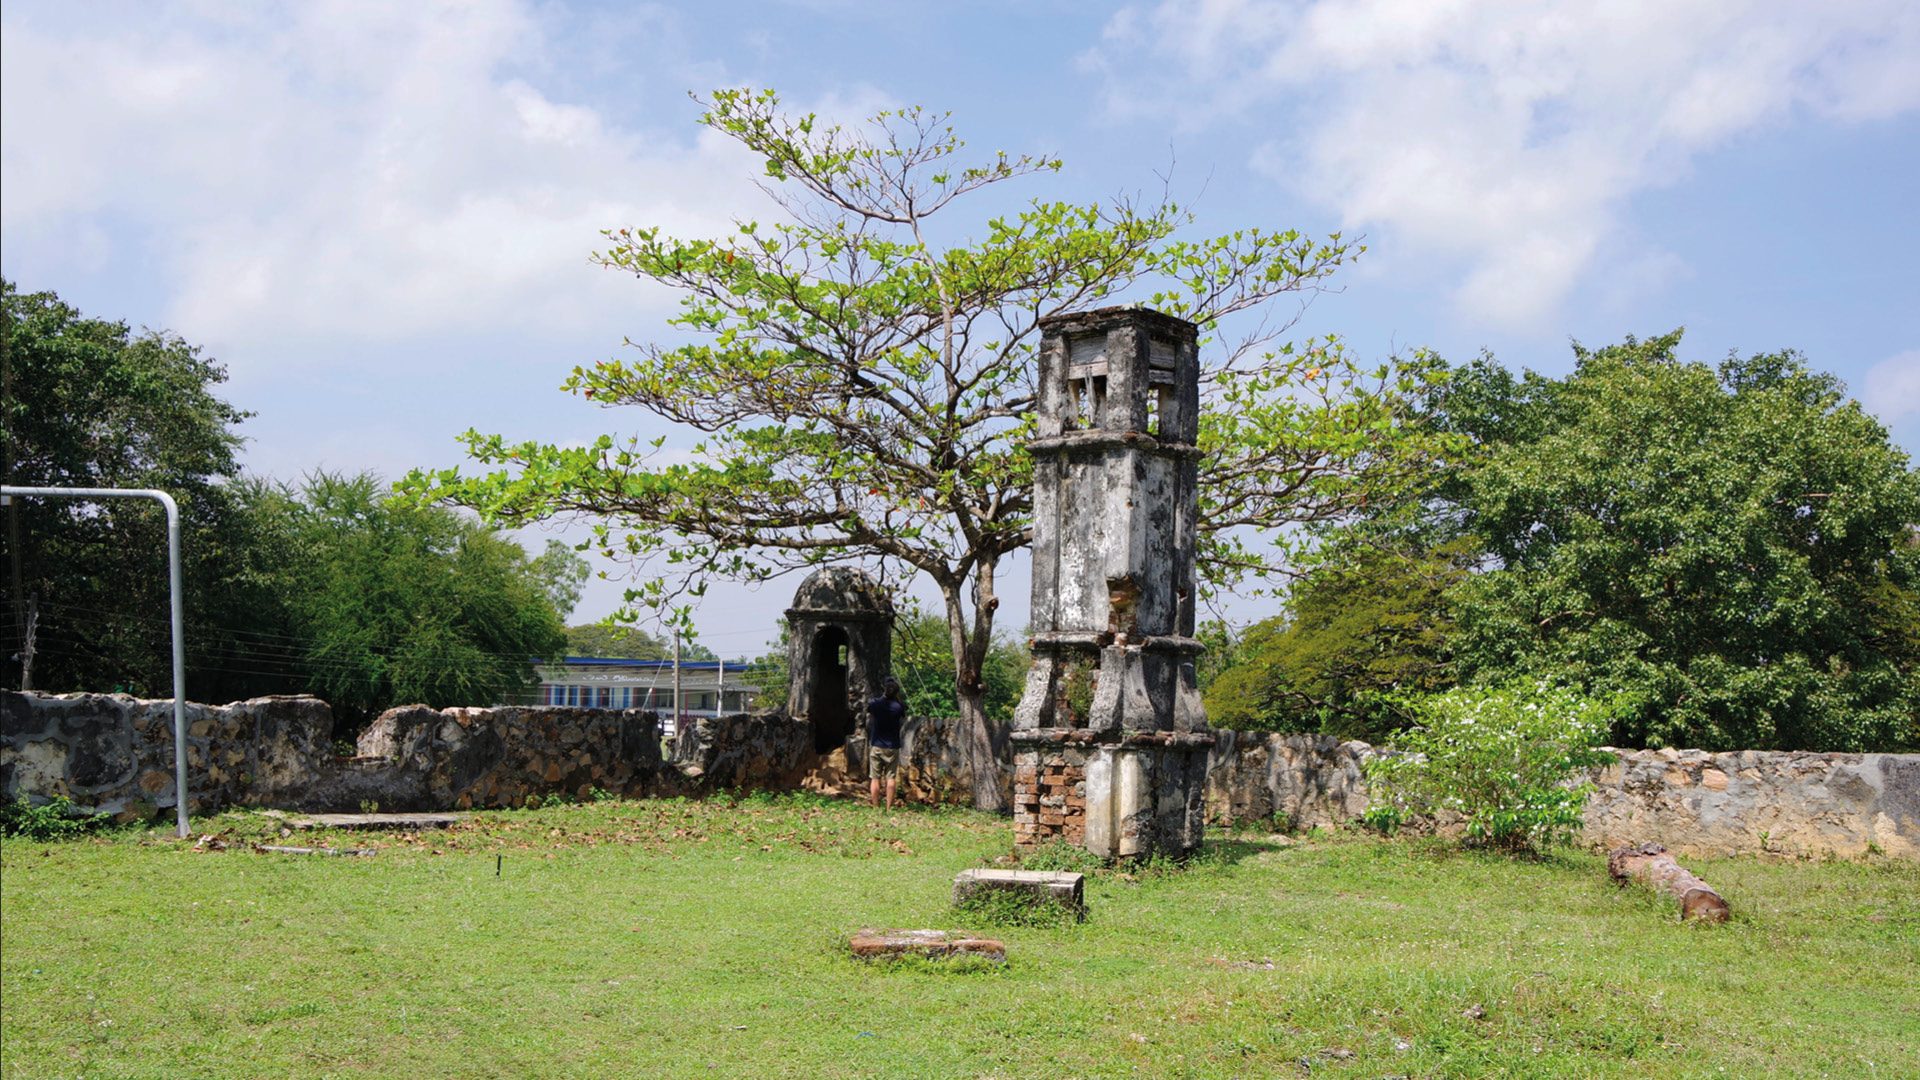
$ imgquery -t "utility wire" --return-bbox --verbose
[20,618,790,687]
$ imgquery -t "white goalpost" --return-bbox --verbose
[3,485,192,838]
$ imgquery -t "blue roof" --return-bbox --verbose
[545,656,731,670]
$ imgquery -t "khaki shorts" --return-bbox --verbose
[868,746,899,780]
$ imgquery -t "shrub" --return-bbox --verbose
[0,796,111,842]
[1362,684,1615,854]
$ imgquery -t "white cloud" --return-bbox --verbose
[1089,0,1920,330]
[0,1,768,367]
[1861,350,1920,426]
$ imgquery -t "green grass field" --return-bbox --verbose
[3,794,1915,1078]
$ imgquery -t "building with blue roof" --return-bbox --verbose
[531,656,760,733]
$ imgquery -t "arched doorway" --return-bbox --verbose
[785,566,893,746]
[811,626,852,752]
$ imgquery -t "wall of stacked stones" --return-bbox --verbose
[1581,746,1919,859]
[325,703,674,811]
[1,691,979,817]
[1199,730,1377,832]
[5,690,1915,860]
[845,713,1012,806]
[1197,732,1920,859]
[1,691,336,819]
[2,691,808,817]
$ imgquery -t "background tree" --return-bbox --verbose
[889,600,1027,722]
[1,281,574,720]
[531,540,591,621]
[1444,335,1919,751]
[274,471,568,729]
[1,279,293,701]
[408,90,1454,809]
[1274,333,1920,751]
[561,621,717,662]
[737,620,791,711]
[1204,539,1470,738]
[564,622,670,659]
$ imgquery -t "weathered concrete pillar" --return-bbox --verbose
[1011,307,1214,859]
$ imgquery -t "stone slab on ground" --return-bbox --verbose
[848,929,1006,963]
[255,844,378,857]
[288,812,468,831]
[953,868,1086,917]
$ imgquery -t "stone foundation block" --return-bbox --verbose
[848,929,1006,963]
[952,868,1087,918]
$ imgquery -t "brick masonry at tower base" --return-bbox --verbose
[1009,730,1214,856]
[1012,747,1088,847]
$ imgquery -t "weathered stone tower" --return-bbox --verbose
[785,567,893,752]
[1011,306,1214,859]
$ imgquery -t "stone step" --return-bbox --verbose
[848,929,1006,963]
[953,868,1087,918]
[288,812,469,831]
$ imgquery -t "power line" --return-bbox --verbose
[17,600,568,671]
[14,626,544,690]
[18,615,791,689]
[14,629,564,697]
[9,595,787,658]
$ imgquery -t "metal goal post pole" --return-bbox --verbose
[2,486,191,838]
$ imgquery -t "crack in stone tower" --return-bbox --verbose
[1011,306,1214,859]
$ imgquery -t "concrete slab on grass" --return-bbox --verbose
[953,868,1086,917]
[289,813,468,831]
[849,929,1006,963]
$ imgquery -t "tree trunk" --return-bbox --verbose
[942,566,1006,814]
[954,681,1005,813]
[1607,843,1730,923]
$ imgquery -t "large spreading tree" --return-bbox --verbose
[408,90,1452,809]
[1266,334,1920,752]
[1442,336,1920,751]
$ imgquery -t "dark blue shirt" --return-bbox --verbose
[867,696,906,749]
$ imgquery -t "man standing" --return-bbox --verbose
[867,676,907,809]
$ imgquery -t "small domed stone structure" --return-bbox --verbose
[785,567,894,752]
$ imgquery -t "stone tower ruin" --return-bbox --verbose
[1011,306,1214,859]
[785,566,894,753]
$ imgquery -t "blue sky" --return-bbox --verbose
[5,1,1917,657]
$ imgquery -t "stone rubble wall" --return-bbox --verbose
[1583,746,1920,859]
[333,704,672,812]
[843,714,1011,806]
[1197,734,1920,859]
[1202,730,1377,832]
[0,691,334,819]
[5,691,1916,860]
[668,711,814,792]
[6,692,694,816]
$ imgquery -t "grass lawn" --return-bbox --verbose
[2,794,1915,1079]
